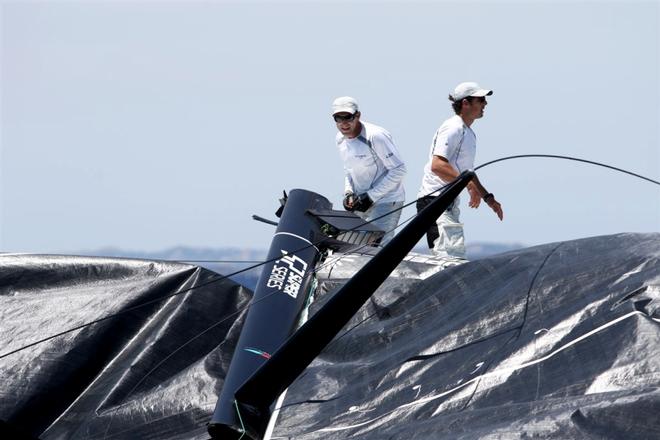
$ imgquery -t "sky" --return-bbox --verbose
[1,0,659,254]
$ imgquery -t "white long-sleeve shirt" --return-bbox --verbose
[336,121,406,203]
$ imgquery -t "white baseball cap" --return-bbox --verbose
[332,96,359,115]
[451,82,493,101]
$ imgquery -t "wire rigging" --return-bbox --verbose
[475,154,660,186]
[0,227,375,361]
[2,154,658,360]
[181,259,265,264]
[99,240,378,437]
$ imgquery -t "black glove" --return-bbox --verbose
[353,193,373,212]
[343,192,355,211]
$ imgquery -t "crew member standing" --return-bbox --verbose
[417,82,503,261]
[332,96,407,244]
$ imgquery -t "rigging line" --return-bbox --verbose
[0,238,344,362]
[289,243,565,415]
[0,263,262,360]
[363,181,452,225]
[98,245,375,429]
[401,327,521,364]
[368,153,658,239]
[516,243,564,338]
[99,309,239,439]
[234,400,247,440]
[5,187,423,361]
[299,310,660,437]
[98,256,348,438]
[284,210,431,385]
[458,242,563,412]
[457,332,520,413]
[1,185,415,359]
[475,154,660,186]
[329,234,522,361]
[101,156,657,433]
[0,222,375,361]
[97,243,375,436]
[178,259,265,264]
[99,244,372,436]
[99,241,376,420]
[333,310,381,343]
[277,396,341,411]
[265,154,658,413]
[9,154,653,360]
[383,154,660,330]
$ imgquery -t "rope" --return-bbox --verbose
[2,155,657,359]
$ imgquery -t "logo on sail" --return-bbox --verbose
[265,250,308,298]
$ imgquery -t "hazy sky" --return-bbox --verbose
[2,0,659,253]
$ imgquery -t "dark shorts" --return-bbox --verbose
[416,195,448,249]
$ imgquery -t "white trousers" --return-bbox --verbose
[432,203,466,259]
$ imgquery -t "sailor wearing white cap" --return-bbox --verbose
[417,82,503,261]
[332,96,407,245]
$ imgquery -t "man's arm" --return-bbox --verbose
[431,155,503,220]
[468,174,503,220]
[430,155,459,181]
[344,174,354,195]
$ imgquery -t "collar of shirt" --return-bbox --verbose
[338,122,367,143]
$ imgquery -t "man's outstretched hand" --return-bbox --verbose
[484,193,504,220]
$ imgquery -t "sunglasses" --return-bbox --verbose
[467,96,487,103]
[333,113,357,122]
